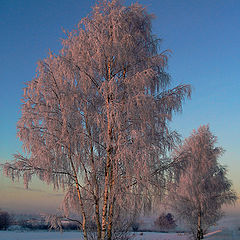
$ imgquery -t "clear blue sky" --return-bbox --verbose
[0,0,239,213]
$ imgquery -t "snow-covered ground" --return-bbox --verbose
[0,231,190,240]
[0,231,81,240]
[1,230,240,240]
[1,214,240,240]
[132,232,190,239]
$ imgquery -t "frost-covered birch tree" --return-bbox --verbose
[169,125,237,240]
[4,1,191,239]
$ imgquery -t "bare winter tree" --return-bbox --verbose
[169,125,237,240]
[3,1,191,239]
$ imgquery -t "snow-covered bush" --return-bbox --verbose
[131,222,139,232]
[7,225,24,231]
[0,210,11,230]
[154,213,176,231]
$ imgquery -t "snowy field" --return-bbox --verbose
[0,231,189,240]
[1,230,240,240]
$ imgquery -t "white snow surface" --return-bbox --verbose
[0,231,81,240]
[0,231,191,240]
[1,230,240,240]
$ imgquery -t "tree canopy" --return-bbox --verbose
[4,1,191,239]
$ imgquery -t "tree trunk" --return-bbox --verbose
[101,151,111,240]
[107,164,115,240]
[107,196,115,240]
[101,124,112,240]
[68,148,88,240]
[101,59,114,240]
[95,197,101,240]
[75,180,88,240]
[86,116,101,240]
[197,210,203,240]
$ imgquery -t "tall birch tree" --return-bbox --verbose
[4,1,191,239]
[169,125,237,240]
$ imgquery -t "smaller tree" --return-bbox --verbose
[169,125,237,240]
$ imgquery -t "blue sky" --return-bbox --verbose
[0,0,239,213]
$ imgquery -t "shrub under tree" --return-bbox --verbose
[154,213,176,231]
[0,210,11,230]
